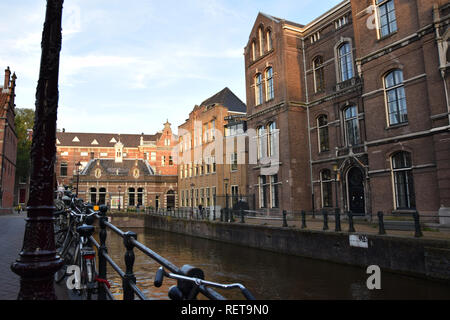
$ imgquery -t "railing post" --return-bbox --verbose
[348,211,355,233]
[377,211,386,235]
[282,210,288,228]
[123,231,137,300]
[230,209,235,223]
[335,208,341,232]
[98,206,108,300]
[322,210,329,231]
[413,211,423,238]
[240,209,245,223]
[301,210,307,229]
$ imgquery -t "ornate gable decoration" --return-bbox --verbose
[91,139,99,145]
[72,136,80,143]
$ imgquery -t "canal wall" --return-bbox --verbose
[109,213,450,282]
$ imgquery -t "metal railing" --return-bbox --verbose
[146,207,450,239]
[90,206,254,300]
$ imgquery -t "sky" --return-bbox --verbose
[0,0,342,135]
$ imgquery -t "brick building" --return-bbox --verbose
[245,0,450,218]
[55,121,178,210]
[0,67,17,213]
[177,87,248,214]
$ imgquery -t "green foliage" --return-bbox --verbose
[14,108,34,181]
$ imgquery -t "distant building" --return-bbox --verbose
[177,87,249,214]
[0,67,17,213]
[55,121,178,211]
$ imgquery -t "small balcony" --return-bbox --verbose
[333,77,362,92]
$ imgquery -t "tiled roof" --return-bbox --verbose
[56,132,161,148]
[200,87,246,113]
[83,159,155,176]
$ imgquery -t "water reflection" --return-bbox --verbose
[101,228,450,300]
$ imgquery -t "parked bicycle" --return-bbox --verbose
[54,192,99,300]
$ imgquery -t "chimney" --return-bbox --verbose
[4,66,11,89]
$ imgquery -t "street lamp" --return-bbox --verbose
[118,186,122,212]
[224,178,229,222]
[333,164,340,209]
[75,161,82,197]
[190,183,195,218]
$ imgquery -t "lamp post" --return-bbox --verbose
[333,164,340,210]
[75,161,81,197]
[224,178,229,222]
[11,0,64,300]
[190,183,195,219]
[118,186,122,212]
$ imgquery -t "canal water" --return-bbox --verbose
[103,228,450,300]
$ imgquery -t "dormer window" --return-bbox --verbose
[72,136,80,143]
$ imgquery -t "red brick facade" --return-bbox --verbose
[55,121,178,210]
[0,67,17,213]
[245,0,450,217]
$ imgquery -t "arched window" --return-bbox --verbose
[313,56,325,93]
[137,188,144,207]
[252,41,256,61]
[128,188,136,206]
[90,188,97,204]
[338,42,354,82]
[317,115,329,152]
[258,27,264,56]
[267,122,278,157]
[344,106,359,146]
[384,69,408,126]
[265,67,274,101]
[320,170,333,208]
[391,152,416,209]
[376,0,397,38]
[99,188,106,205]
[257,126,267,160]
[267,30,273,51]
[255,73,263,106]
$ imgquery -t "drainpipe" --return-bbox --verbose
[302,37,314,211]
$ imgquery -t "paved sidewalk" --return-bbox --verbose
[242,216,450,240]
[0,214,25,300]
[0,213,70,300]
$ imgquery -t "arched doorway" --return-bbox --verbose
[347,167,365,215]
[167,190,175,211]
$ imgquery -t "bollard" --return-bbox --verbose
[377,211,386,235]
[348,211,355,233]
[283,211,288,228]
[413,211,423,238]
[230,209,235,223]
[213,209,216,221]
[123,232,138,301]
[301,210,307,229]
[98,205,109,300]
[240,209,245,223]
[335,208,341,232]
[322,210,329,231]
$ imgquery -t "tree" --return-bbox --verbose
[15,108,34,182]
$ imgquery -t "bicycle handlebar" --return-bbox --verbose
[154,267,255,300]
